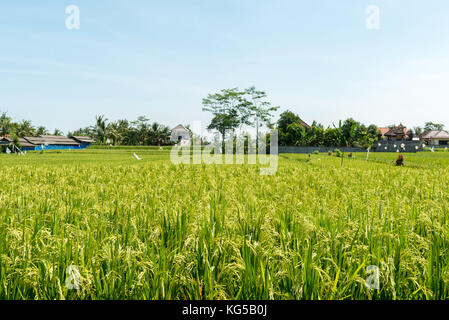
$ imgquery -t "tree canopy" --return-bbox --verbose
[276,111,378,148]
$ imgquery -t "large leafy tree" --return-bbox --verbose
[202,88,248,150]
[207,113,240,151]
[277,111,306,133]
[277,111,310,146]
[245,86,279,148]
[424,122,445,131]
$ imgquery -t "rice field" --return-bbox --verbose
[0,148,449,300]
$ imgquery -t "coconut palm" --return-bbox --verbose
[0,112,13,136]
[106,121,122,146]
[148,122,171,146]
[16,120,35,137]
[36,126,49,136]
[92,115,108,144]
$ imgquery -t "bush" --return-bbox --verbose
[314,150,319,155]
[334,149,343,158]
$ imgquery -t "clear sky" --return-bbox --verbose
[1,0,449,133]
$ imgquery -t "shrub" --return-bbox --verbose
[334,149,343,158]
[314,150,319,155]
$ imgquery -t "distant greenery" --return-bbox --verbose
[277,110,378,148]
[412,122,446,137]
[88,145,173,150]
[200,88,380,149]
[0,111,176,147]
[0,112,61,137]
[69,115,175,146]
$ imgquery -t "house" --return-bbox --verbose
[420,130,449,146]
[0,137,36,152]
[170,125,190,146]
[378,124,408,141]
[23,135,82,150]
[1,135,94,152]
[71,136,95,148]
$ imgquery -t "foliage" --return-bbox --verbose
[424,122,445,132]
[7,135,21,153]
[202,87,279,151]
[277,112,378,148]
[0,112,174,147]
[334,148,343,158]
[70,116,173,146]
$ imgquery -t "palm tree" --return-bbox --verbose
[0,112,12,136]
[132,116,150,145]
[36,126,49,136]
[92,115,108,144]
[16,120,35,137]
[106,121,122,146]
[53,129,64,136]
[149,122,171,146]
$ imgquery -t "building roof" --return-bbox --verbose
[378,128,390,137]
[0,137,13,145]
[24,135,80,146]
[421,130,449,140]
[171,124,189,132]
[384,125,407,137]
[0,137,36,148]
[71,136,95,143]
[19,138,36,148]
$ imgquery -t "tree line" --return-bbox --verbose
[2,86,447,149]
[0,112,64,137]
[276,111,378,148]
[70,115,174,146]
[201,87,447,149]
[201,87,379,149]
[0,112,174,146]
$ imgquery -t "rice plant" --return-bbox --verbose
[0,149,448,300]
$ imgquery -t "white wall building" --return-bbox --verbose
[170,124,191,146]
[421,130,449,146]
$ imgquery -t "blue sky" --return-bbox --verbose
[1,0,449,133]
